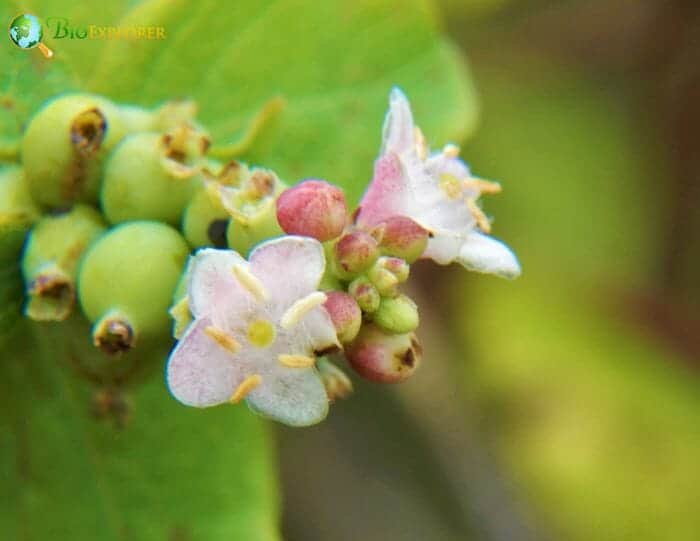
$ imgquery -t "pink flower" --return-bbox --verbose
[356,88,521,279]
[166,236,339,426]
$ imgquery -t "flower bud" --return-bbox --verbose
[333,230,379,279]
[317,357,353,401]
[348,276,380,313]
[276,180,347,241]
[21,93,130,208]
[21,205,106,321]
[345,323,422,383]
[323,291,361,343]
[378,216,429,263]
[366,259,401,297]
[372,294,419,334]
[78,221,189,354]
[101,126,209,226]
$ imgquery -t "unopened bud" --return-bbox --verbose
[276,180,347,241]
[323,291,361,343]
[317,357,353,401]
[379,216,429,263]
[367,260,400,297]
[345,323,422,383]
[333,230,379,278]
[348,276,380,313]
[372,294,419,334]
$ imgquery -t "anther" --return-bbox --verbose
[278,354,316,368]
[231,264,268,301]
[204,326,241,353]
[229,374,262,403]
[280,292,327,329]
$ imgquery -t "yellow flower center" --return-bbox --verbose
[247,319,276,348]
[439,173,464,200]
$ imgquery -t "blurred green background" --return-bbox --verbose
[279,1,700,540]
[2,1,699,540]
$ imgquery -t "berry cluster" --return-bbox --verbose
[1,88,520,427]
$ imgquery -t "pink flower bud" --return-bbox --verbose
[323,291,362,343]
[379,216,429,263]
[276,180,348,241]
[334,230,379,276]
[345,324,422,383]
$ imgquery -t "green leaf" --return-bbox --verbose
[0,321,279,540]
[87,0,477,202]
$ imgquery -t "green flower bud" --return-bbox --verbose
[78,221,189,354]
[371,294,419,334]
[348,276,380,313]
[220,169,286,256]
[0,165,40,259]
[317,356,353,402]
[21,93,129,208]
[181,161,246,248]
[21,205,106,321]
[367,259,400,297]
[101,126,209,226]
[345,323,422,384]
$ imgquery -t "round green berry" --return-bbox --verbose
[78,221,190,353]
[101,130,207,226]
[21,93,129,208]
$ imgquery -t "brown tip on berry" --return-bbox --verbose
[70,107,107,157]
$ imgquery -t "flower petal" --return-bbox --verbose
[249,236,326,310]
[246,367,329,427]
[188,248,250,324]
[381,87,416,155]
[166,318,249,407]
[422,233,464,265]
[356,152,409,227]
[457,232,521,279]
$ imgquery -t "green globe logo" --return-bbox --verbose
[8,14,53,57]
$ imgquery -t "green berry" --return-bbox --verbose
[348,276,380,313]
[101,127,209,226]
[78,221,189,353]
[21,205,106,321]
[21,93,129,208]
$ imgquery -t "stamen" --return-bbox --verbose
[442,143,460,158]
[414,127,428,160]
[278,354,316,368]
[464,177,502,195]
[467,199,492,234]
[232,264,268,301]
[280,292,327,329]
[229,374,262,403]
[204,326,241,353]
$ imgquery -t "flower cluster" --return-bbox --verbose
[4,88,518,427]
[167,88,520,425]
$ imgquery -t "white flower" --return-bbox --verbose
[166,236,339,426]
[356,88,521,279]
